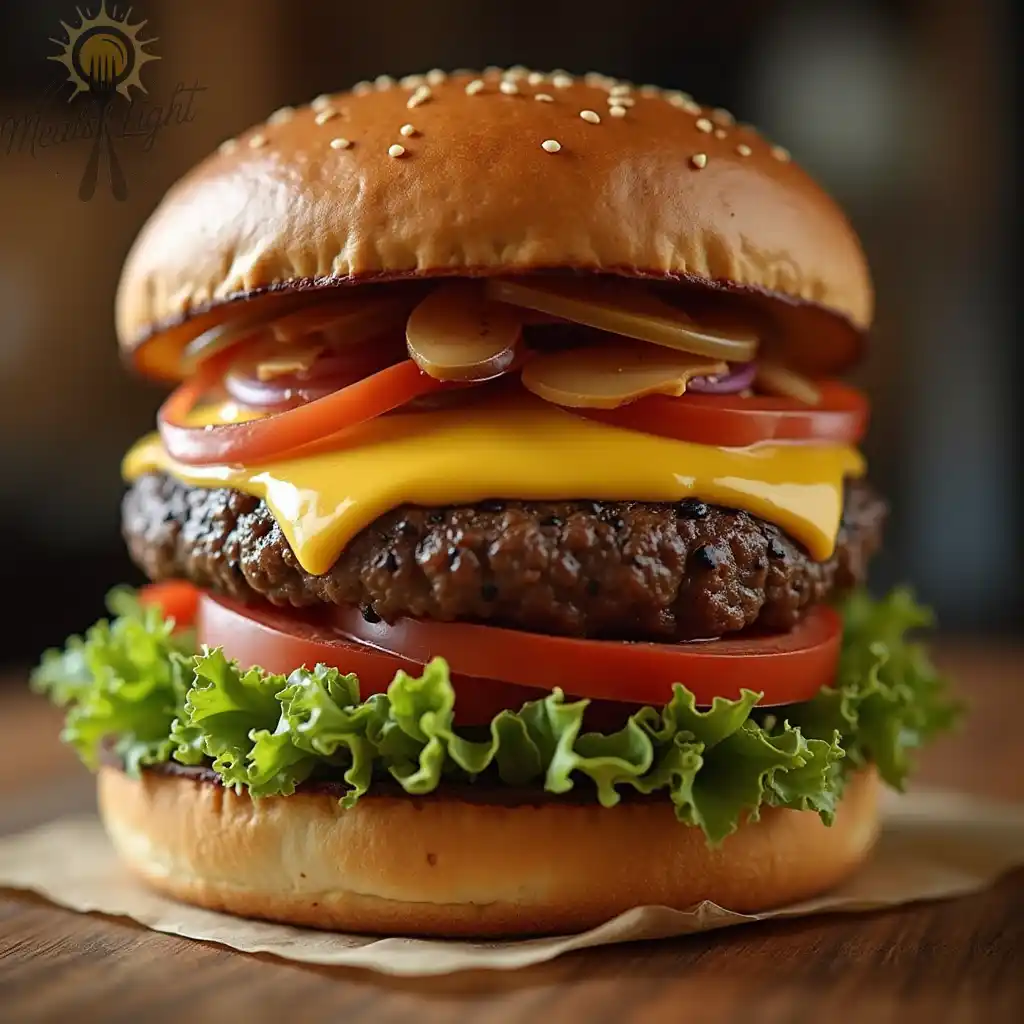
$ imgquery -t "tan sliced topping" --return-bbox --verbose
[406,281,522,382]
[270,294,415,349]
[522,340,727,409]
[486,278,759,363]
[255,345,325,381]
[754,363,822,405]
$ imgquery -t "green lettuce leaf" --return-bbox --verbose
[31,586,959,844]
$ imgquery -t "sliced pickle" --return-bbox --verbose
[754,361,822,405]
[487,277,759,362]
[521,340,727,409]
[406,281,522,381]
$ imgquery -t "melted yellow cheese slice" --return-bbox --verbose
[124,393,864,575]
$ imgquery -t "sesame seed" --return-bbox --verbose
[609,84,632,96]
[267,106,295,125]
[714,128,727,139]
[541,138,562,153]
[683,100,701,115]
[584,72,605,86]
[534,93,554,102]
[695,117,712,133]
[499,80,519,95]
[736,143,752,157]
[407,86,432,108]
[248,133,267,149]
[712,107,735,126]
[314,108,338,125]
[388,144,407,158]
[580,109,601,124]
[218,138,237,154]
[352,81,373,96]
[552,73,573,89]
[484,65,502,75]
[690,152,708,169]
[665,91,689,107]
[426,69,447,85]
[375,74,395,90]
[311,93,334,110]
[330,137,353,150]
[639,84,660,97]
[527,71,545,85]
[507,64,529,77]
[609,104,627,118]
[607,94,634,107]
[400,123,418,137]
[771,144,791,162]
[400,74,425,89]
[465,78,486,95]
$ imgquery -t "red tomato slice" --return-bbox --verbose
[329,604,841,707]
[577,380,869,447]
[158,358,446,466]
[197,592,544,726]
[138,581,199,629]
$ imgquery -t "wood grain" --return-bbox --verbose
[1,641,1022,1022]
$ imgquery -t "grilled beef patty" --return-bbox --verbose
[123,473,885,642]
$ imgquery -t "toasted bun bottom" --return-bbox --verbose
[97,766,879,938]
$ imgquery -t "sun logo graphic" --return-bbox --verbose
[49,2,160,200]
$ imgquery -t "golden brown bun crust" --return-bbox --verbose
[97,765,879,938]
[116,69,872,379]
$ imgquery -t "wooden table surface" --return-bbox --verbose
[1,642,1022,1022]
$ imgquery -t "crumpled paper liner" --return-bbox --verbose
[1,787,1022,976]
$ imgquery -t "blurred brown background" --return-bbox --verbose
[0,0,1018,670]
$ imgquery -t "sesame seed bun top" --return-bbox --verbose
[115,68,873,380]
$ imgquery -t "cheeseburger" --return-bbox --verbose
[34,67,956,937]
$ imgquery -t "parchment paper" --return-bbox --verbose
[1,787,1022,977]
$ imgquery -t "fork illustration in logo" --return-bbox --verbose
[49,2,160,201]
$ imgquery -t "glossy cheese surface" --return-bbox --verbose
[124,393,864,575]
